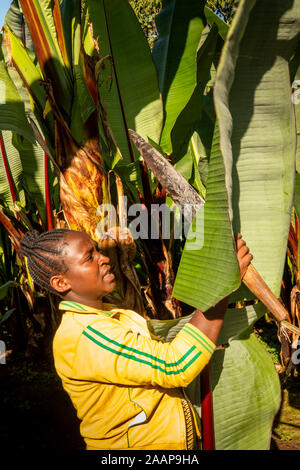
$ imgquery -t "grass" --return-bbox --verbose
[254,315,300,450]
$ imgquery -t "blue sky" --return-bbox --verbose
[0,0,13,27]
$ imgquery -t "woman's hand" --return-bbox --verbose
[235,233,253,279]
[189,233,254,344]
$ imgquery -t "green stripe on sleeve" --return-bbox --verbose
[183,324,215,355]
[86,325,195,367]
[82,330,202,375]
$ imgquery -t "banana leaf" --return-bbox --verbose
[172,119,241,312]
[0,43,35,144]
[170,24,219,165]
[173,0,299,310]
[13,133,51,225]
[70,5,98,143]
[294,172,300,272]
[86,0,163,173]
[148,301,281,450]
[152,0,206,154]
[18,0,73,117]
[0,130,25,208]
[4,0,35,52]
[1,7,56,226]
[150,0,298,450]
[293,64,300,173]
[0,128,52,226]
[0,308,16,324]
[204,5,229,41]
[225,0,298,299]
[155,8,227,195]
[3,26,55,156]
[0,281,15,301]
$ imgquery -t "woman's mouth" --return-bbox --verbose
[104,272,115,281]
[103,267,115,281]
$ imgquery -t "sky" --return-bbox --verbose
[0,0,13,27]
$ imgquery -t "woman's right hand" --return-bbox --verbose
[235,233,253,279]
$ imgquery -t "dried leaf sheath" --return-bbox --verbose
[60,143,109,240]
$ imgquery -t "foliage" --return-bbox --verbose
[129,0,162,47]
[149,301,281,450]
[0,0,299,450]
[206,0,235,23]
[254,316,281,365]
[174,0,298,308]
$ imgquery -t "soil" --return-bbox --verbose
[271,380,300,451]
[0,353,85,450]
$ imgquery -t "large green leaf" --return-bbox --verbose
[210,333,280,450]
[204,5,229,41]
[170,24,218,164]
[60,0,81,67]
[172,120,241,312]
[218,0,299,298]
[0,46,35,144]
[68,3,97,144]
[148,302,281,450]
[294,172,300,272]
[0,25,55,225]
[12,133,49,225]
[152,0,206,154]
[293,66,300,173]
[152,5,227,198]
[0,130,25,209]
[294,172,300,220]
[18,0,73,117]
[209,303,280,450]
[4,28,46,117]
[86,0,163,168]
[295,101,300,173]
[5,0,35,52]
[174,0,299,310]
[0,129,50,225]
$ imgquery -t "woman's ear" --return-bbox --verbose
[50,275,71,294]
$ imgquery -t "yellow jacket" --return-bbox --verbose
[52,300,216,450]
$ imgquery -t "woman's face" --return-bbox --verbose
[51,231,116,302]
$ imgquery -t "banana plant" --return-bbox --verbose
[1,0,297,449]
[1,0,217,320]
[144,0,300,450]
[1,0,168,315]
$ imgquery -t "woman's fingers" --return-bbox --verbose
[237,244,249,259]
[235,233,253,278]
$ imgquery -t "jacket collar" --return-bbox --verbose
[59,300,116,317]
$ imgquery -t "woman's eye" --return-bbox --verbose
[84,253,93,262]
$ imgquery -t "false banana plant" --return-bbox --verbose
[0,0,146,313]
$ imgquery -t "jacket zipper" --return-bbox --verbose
[181,399,195,450]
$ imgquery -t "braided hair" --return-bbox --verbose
[20,229,74,296]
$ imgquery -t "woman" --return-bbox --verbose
[20,229,252,450]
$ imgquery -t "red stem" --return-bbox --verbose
[44,152,53,230]
[0,209,22,252]
[200,363,215,450]
[288,222,298,272]
[0,132,17,203]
